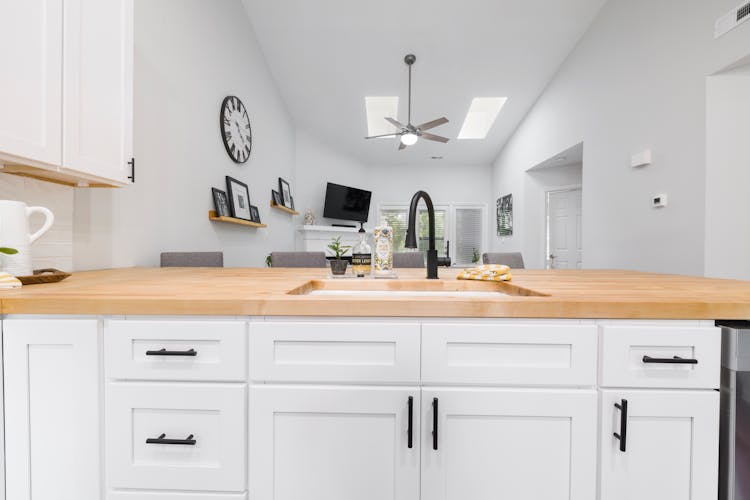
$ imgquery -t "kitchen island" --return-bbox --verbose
[1,267,747,500]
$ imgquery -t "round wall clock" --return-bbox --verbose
[220,95,252,163]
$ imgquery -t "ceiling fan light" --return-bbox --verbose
[401,133,418,146]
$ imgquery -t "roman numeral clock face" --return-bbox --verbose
[220,96,252,163]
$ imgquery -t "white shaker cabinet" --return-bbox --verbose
[63,0,133,183]
[599,389,719,500]
[421,388,597,500]
[0,0,133,186]
[2,319,101,500]
[251,385,421,500]
[0,0,63,167]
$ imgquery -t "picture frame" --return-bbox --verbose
[226,176,252,220]
[289,195,295,210]
[278,177,293,208]
[272,190,283,206]
[497,194,513,237]
[212,187,230,217]
[249,205,261,223]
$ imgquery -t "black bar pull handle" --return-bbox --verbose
[146,433,196,445]
[128,157,135,183]
[613,399,628,452]
[407,396,414,449]
[146,348,197,357]
[432,397,439,451]
[642,355,698,365]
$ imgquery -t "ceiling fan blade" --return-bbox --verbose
[416,117,449,131]
[398,141,407,150]
[420,132,450,143]
[365,133,399,139]
[385,117,405,129]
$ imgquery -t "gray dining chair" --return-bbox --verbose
[160,252,224,267]
[393,252,425,268]
[270,251,328,268]
[482,252,525,269]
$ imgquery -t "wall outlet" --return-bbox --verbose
[631,149,652,168]
[652,194,668,208]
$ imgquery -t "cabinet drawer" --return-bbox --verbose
[422,323,597,386]
[106,383,246,492]
[600,325,720,389]
[105,320,246,381]
[250,321,420,383]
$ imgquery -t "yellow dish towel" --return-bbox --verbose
[457,264,513,282]
[0,272,22,289]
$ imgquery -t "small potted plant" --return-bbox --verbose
[472,248,481,265]
[327,236,351,276]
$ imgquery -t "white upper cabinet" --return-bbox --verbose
[0,0,133,186]
[63,0,133,183]
[0,0,63,167]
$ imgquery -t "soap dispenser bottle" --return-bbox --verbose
[373,220,394,277]
[351,226,372,277]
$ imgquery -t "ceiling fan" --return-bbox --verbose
[365,54,450,150]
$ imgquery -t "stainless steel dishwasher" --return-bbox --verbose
[720,321,750,500]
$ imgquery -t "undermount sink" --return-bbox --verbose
[288,279,547,298]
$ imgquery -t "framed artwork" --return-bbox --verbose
[226,176,251,220]
[272,190,283,206]
[497,194,513,237]
[212,188,230,217]
[278,177,292,208]
[289,196,295,210]
[249,205,261,223]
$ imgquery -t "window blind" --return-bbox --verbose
[455,206,484,265]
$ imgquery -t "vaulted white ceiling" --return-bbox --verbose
[242,0,606,166]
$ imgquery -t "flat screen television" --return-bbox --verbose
[323,182,372,223]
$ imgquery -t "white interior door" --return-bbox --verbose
[599,389,719,500]
[422,388,597,500]
[546,188,582,269]
[0,0,62,166]
[251,386,420,500]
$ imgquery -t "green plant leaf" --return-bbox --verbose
[0,247,18,255]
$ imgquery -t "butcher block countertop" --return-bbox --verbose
[1,267,750,319]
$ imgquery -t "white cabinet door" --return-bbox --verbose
[600,389,719,500]
[3,319,100,500]
[422,388,597,500]
[0,0,62,166]
[251,386,420,500]
[63,0,133,182]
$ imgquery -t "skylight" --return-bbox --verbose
[365,96,399,137]
[457,97,508,139]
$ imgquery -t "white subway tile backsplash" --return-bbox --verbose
[0,173,74,272]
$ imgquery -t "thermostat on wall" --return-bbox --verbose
[652,194,668,208]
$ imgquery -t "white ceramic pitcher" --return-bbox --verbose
[0,200,54,276]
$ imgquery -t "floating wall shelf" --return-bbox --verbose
[270,201,299,215]
[208,210,267,228]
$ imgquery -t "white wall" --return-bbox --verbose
[74,0,296,269]
[294,130,371,227]
[0,174,73,271]
[491,0,750,275]
[705,61,750,279]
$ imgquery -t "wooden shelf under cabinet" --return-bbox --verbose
[208,210,267,228]
[270,201,299,215]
